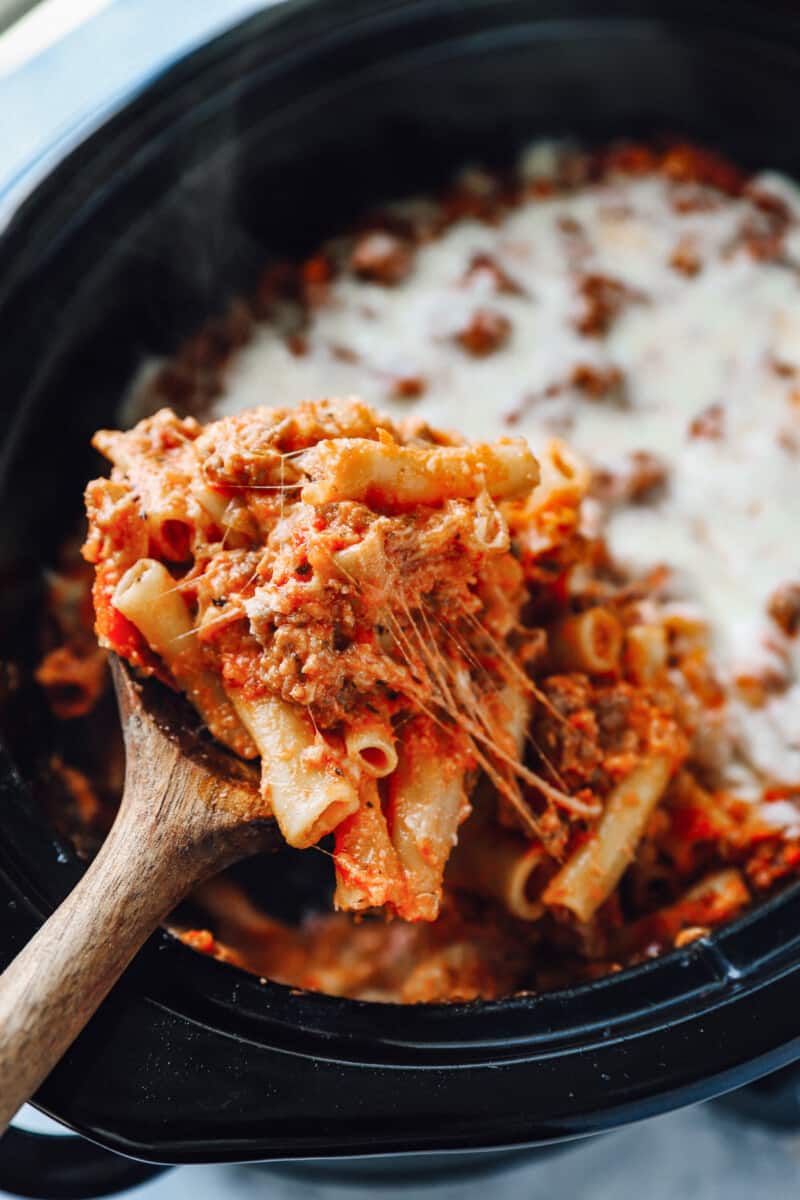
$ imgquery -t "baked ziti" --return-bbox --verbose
[33,139,800,1002]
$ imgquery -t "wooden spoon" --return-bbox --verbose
[0,656,278,1134]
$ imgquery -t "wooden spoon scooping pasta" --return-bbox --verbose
[0,656,278,1134]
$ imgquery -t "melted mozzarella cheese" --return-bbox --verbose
[198,145,800,791]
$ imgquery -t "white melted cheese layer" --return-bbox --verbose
[207,149,800,791]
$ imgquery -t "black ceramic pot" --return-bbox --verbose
[2,0,800,1195]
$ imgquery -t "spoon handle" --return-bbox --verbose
[0,654,270,1135]
[0,688,267,1137]
[0,772,196,1135]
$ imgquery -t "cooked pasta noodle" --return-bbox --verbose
[300,437,539,508]
[387,721,471,921]
[231,692,358,847]
[333,779,401,911]
[551,608,623,674]
[624,624,668,685]
[447,803,549,921]
[345,717,398,778]
[114,559,255,758]
[542,757,672,923]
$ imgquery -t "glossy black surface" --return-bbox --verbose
[2,0,800,1168]
[0,1129,167,1199]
